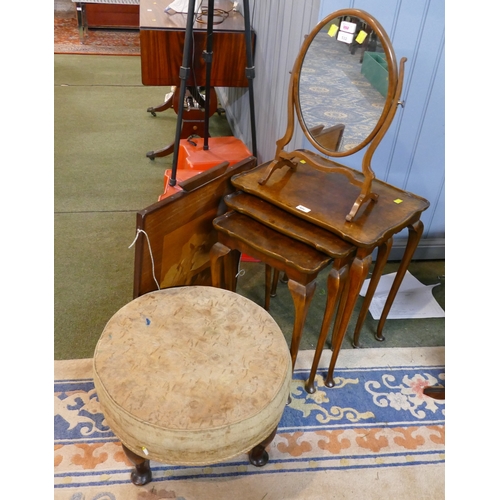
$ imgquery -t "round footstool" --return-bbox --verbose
[93,286,292,485]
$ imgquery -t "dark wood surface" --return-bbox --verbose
[86,4,139,28]
[231,161,430,248]
[213,211,333,279]
[224,192,354,259]
[140,0,253,86]
[133,156,256,298]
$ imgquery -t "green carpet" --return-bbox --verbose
[54,54,445,360]
[55,54,144,87]
[54,54,232,359]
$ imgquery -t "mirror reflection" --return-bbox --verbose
[298,15,389,153]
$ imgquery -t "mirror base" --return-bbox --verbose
[346,192,379,222]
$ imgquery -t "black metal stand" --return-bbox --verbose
[242,0,257,158]
[202,0,215,150]
[169,0,257,187]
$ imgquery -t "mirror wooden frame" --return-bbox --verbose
[258,9,407,221]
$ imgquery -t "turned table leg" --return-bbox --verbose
[122,444,153,486]
[249,426,278,467]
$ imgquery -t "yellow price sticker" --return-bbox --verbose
[300,160,306,163]
[355,30,368,44]
[328,24,339,37]
[393,199,403,204]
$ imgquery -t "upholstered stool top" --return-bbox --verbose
[93,286,291,466]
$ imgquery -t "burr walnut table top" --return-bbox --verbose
[231,161,430,249]
[93,286,292,466]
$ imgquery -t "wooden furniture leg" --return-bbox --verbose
[122,444,152,486]
[423,386,445,400]
[305,257,350,393]
[210,242,230,289]
[225,249,241,292]
[352,237,393,347]
[264,265,273,311]
[210,243,240,291]
[288,279,316,369]
[325,250,372,387]
[271,268,280,297]
[248,426,278,467]
[147,90,174,117]
[147,87,217,160]
[375,220,424,340]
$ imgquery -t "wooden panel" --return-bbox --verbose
[139,0,254,87]
[86,4,139,28]
[133,156,257,298]
[140,29,252,87]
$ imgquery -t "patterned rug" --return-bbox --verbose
[54,347,445,499]
[54,15,140,56]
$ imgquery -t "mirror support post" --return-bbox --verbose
[345,57,407,221]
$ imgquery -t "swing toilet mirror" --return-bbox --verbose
[297,10,399,155]
[258,9,406,221]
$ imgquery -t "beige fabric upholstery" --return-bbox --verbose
[93,286,292,465]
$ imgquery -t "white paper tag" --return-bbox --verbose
[296,205,311,213]
[337,31,354,44]
[340,21,356,33]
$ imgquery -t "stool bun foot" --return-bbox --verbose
[249,445,269,467]
[122,444,153,486]
[249,426,277,467]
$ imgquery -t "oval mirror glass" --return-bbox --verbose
[298,13,396,155]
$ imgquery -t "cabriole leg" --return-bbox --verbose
[376,221,424,341]
[325,251,371,387]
